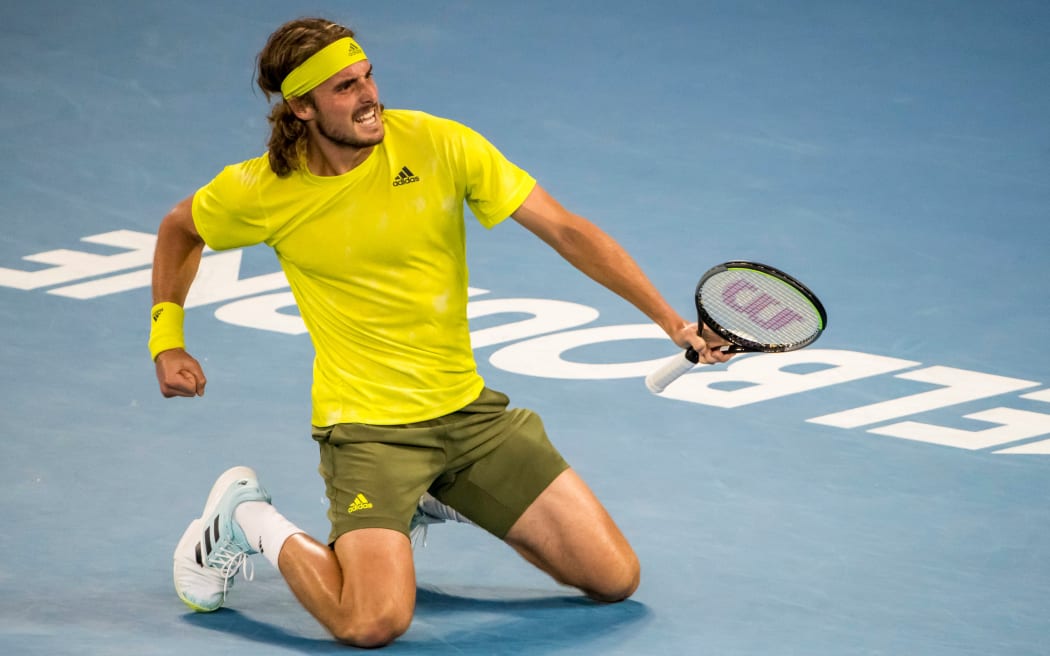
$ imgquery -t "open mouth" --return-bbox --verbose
[354,106,379,125]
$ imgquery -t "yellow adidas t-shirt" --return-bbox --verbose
[191,109,536,426]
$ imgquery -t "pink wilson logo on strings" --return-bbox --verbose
[720,279,806,332]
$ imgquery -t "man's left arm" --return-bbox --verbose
[511,184,730,365]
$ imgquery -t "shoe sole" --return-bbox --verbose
[173,466,258,613]
[174,519,212,612]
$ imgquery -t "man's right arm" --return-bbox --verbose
[151,195,209,398]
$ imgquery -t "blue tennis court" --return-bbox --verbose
[2,1,1048,654]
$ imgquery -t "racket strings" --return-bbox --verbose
[700,269,822,348]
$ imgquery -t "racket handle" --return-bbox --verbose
[645,347,700,394]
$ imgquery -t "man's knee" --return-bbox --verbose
[329,608,413,648]
[585,549,641,603]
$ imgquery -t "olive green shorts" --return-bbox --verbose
[312,388,569,543]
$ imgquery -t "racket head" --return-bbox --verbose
[696,261,827,353]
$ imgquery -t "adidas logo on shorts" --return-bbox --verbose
[347,493,374,514]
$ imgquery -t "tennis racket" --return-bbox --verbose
[645,261,827,394]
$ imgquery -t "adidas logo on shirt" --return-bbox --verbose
[392,166,420,187]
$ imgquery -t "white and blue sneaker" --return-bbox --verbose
[409,492,475,548]
[173,466,271,612]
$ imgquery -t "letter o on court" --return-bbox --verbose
[487,324,671,379]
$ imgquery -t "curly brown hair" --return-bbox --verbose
[256,18,355,177]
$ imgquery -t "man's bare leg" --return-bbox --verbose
[277,528,417,647]
[503,469,640,602]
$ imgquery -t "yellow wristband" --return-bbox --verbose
[149,302,186,360]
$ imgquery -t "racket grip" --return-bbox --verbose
[645,347,700,394]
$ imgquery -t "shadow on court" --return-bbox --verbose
[180,586,652,654]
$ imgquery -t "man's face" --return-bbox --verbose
[303,59,384,149]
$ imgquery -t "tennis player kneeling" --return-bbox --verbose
[151,16,730,648]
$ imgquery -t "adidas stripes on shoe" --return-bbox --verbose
[173,466,271,612]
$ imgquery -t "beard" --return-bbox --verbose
[314,104,385,149]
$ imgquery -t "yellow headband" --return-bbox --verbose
[280,37,368,98]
